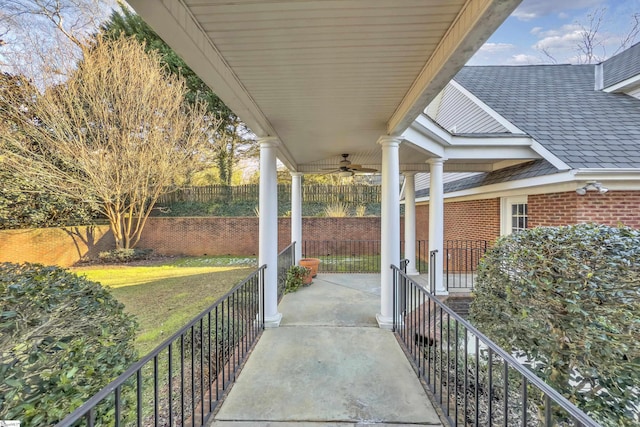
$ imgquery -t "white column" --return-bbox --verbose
[291,172,303,263]
[404,172,419,275]
[428,158,448,295]
[259,137,282,327]
[377,136,401,329]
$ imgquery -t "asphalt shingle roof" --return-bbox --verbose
[415,160,561,198]
[603,41,640,88]
[454,64,640,169]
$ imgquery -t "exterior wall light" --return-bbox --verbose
[576,181,609,195]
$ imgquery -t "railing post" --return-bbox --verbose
[260,266,265,329]
[292,241,296,267]
[429,250,437,295]
[392,266,397,332]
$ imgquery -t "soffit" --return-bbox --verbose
[127,0,521,171]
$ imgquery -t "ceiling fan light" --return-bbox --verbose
[338,170,353,177]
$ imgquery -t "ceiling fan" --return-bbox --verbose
[323,153,377,176]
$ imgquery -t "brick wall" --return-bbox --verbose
[137,217,385,257]
[415,198,500,271]
[530,191,640,228]
[528,192,578,227]
[415,198,500,242]
[0,225,114,267]
[0,217,387,266]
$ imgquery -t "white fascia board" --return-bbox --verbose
[528,139,571,170]
[415,170,576,204]
[448,135,532,146]
[412,114,452,145]
[445,145,540,160]
[602,74,640,93]
[571,168,640,180]
[448,80,526,134]
[415,169,640,204]
[401,126,447,158]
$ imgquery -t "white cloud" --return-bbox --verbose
[478,42,516,53]
[533,24,583,51]
[530,26,543,35]
[506,54,545,65]
[513,0,604,21]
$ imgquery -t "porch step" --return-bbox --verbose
[443,295,473,319]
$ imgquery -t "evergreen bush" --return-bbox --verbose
[0,263,138,425]
[98,248,153,263]
[470,224,640,426]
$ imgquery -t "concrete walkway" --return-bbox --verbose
[209,274,443,427]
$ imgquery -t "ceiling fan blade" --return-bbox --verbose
[350,166,377,173]
[320,169,340,175]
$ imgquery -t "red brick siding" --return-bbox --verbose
[416,204,430,241]
[444,198,500,242]
[530,191,640,229]
[576,191,640,228]
[528,193,578,227]
[415,198,500,271]
[415,198,500,242]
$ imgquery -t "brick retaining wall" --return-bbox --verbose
[0,217,385,266]
[0,225,114,267]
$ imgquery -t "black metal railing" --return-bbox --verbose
[391,265,601,427]
[277,242,296,300]
[56,266,266,427]
[302,240,381,273]
[417,239,430,272]
[300,239,489,282]
[444,240,489,291]
[429,249,438,294]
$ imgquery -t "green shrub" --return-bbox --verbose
[0,263,138,425]
[285,265,310,294]
[98,248,153,263]
[470,224,640,426]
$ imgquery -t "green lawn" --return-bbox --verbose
[73,256,256,356]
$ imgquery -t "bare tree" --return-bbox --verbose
[0,0,115,86]
[1,35,220,249]
[537,7,640,64]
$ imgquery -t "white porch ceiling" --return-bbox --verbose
[127,0,522,172]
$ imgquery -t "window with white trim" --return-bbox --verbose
[511,203,528,233]
[501,196,528,235]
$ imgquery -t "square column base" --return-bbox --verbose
[264,312,283,328]
[376,313,394,330]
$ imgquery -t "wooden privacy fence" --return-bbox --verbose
[157,184,381,204]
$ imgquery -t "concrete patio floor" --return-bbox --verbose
[209,274,443,427]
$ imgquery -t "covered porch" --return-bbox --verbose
[46,2,608,426]
[125,0,532,330]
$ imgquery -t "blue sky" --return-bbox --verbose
[468,0,640,65]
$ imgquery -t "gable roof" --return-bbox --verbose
[602,41,640,89]
[453,64,640,169]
